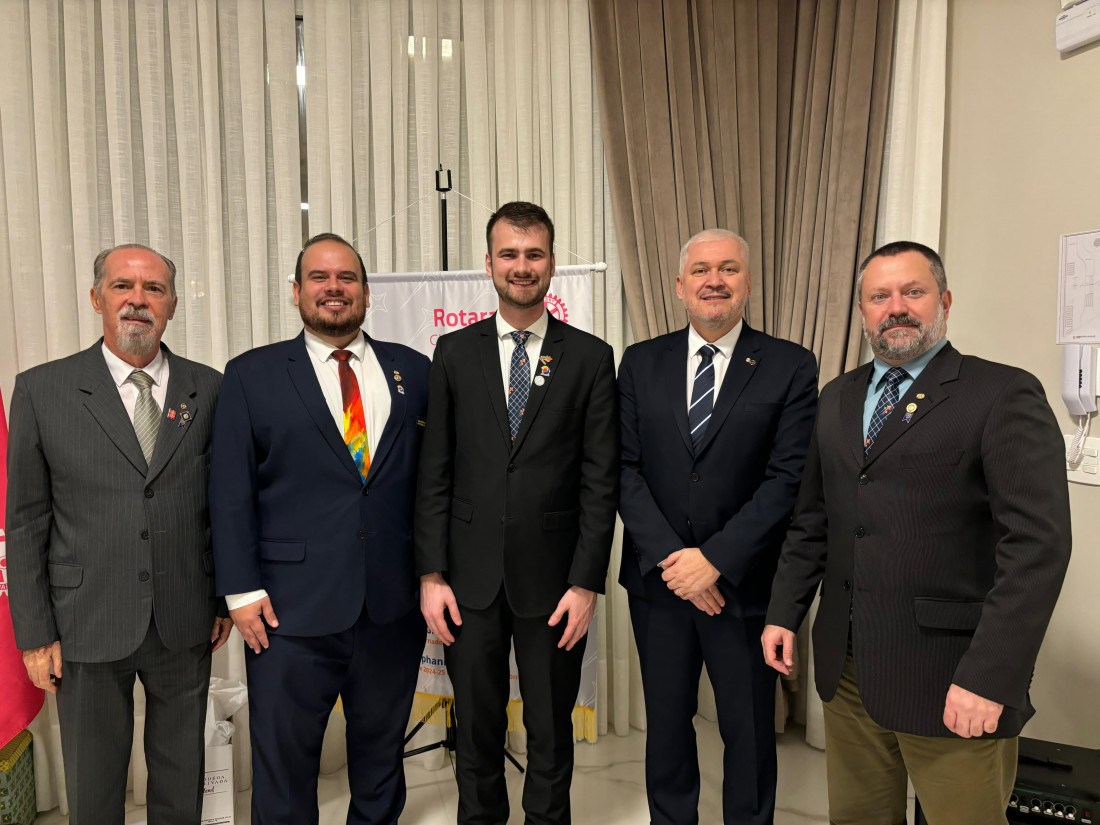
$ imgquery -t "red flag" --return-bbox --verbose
[1,388,45,746]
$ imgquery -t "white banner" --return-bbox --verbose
[363,265,599,742]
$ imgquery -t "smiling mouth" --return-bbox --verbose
[319,300,349,310]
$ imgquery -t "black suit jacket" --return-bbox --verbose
[414,314,619,617]
[767,343,1071,737]
[618,324,819,614]
[6,342,222,662]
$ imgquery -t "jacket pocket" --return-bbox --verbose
[48,562,83,588]
[450,498,474,523]
[543,508,581,531]
[913,597,984,630]
[258,540,306,562]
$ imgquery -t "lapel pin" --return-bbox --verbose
[916,393,925,400]
[539,355,553,364]
[393,371,402,382]
[180,403,188,410]
[906,403,918,413]
[397,385,405,395]
[534,376,546,386]
[745,357,756,366]
[167,409,177,420]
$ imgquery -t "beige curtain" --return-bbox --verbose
[591,0,896,381]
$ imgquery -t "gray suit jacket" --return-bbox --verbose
[6,341,222,662]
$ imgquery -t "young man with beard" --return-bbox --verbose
[415,201,618,824]
[617,229,818,824]
[210,233,429,825]
[763,241,1071,824]
[6,244,231,825]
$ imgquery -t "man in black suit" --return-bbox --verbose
[618,229,818,824]
[415,201,618,825]
[7,244,231,825]
[763,241,1071,824]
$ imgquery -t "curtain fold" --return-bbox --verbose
[592,0,896,382]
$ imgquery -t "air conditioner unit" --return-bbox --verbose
[1056,0,1100,54]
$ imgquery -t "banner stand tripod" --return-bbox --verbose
[402,166,523,775]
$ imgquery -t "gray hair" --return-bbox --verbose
[93,244,178,298]
[678,229,750,274]
[855,240,947,297]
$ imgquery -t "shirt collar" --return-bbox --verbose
[496,308,549,342]
[687,319,743,361]
[870,337,949,389]
[102,343,167,388]
[304,328,369,364]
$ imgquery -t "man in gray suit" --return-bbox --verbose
[6,244,232,825]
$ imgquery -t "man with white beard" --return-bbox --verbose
[762,241,1071,825]
[7,244,230,825]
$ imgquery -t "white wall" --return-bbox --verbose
[942,0,1100,748]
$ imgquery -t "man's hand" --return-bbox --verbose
[761,624,796,676]
[229,595,280,654]
[548,586,597,650]
[689,585,726,616]
[210,617,234,653]
[659,547,720,600]
[421,573,462,646]
[943,683,1003,738]
[23,641,62,693]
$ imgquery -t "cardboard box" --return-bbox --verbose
[201,744,233,825]
[0,730,35,825]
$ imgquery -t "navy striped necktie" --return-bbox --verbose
[689,344,719,453]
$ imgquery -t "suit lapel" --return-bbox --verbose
[146,349,198,481]
[77,343,148,474]
[695,325,762,456]
[665,331,693,453]
[478,323,513,449]
[286,333,363,484]
[510,316,565,457]
[863,344,960,466]
[841,363,874,465]
[363,335,407,486]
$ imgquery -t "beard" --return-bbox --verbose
[299,301,367,339]
[114,308,160,358]
[493,277,550,312]
[863,302,947,363]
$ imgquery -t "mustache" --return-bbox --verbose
[876,314,921,334]
[699,289,732,299]
[119,308,154,322]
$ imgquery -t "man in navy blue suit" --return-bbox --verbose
[618,229,818,824]
[209,233,429,825]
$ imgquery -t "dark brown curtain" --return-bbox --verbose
[591,0,896,381]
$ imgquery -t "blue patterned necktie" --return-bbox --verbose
[688,344,718,453]
[864,366,908,456]
[507,330,531,440]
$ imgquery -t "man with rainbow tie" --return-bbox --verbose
[209,233,430,825]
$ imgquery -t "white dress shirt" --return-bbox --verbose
[495,309,549,404]
[101,344,169,423]
[685,320,743,410]
[226,330,390,611]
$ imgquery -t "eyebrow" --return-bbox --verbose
[689,259,741,268]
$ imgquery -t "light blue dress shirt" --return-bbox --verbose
[862,338,949,437]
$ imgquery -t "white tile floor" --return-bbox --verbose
[36,720,915,823]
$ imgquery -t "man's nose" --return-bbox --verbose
[885,292,907,315]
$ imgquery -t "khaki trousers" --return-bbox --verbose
[822,654,1017,825]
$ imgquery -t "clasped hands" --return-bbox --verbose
[659,547,724,616]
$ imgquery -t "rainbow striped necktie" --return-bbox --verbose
[332,350,370,480]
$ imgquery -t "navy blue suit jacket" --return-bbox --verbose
[209,332,429,634]
[618,324,818,616]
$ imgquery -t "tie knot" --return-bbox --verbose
[129,369,154,391]
[883,366,908,388]
[699,343,718,362]
[331,349,352,364]
[510,331,530,347]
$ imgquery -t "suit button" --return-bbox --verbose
[690,472,700,482]
[855,526,865,538]
[138,571,150,582]
[858,474,869,485]
[140,529,149,540]
[843,580,852,591]
[357,530,366,540]
[507,464,516,473]
[144,488,154,499]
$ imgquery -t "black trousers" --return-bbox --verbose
[245,604,424,825]
[56,617,211,825]
[630,576,777,825]
[445,586,586,825]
